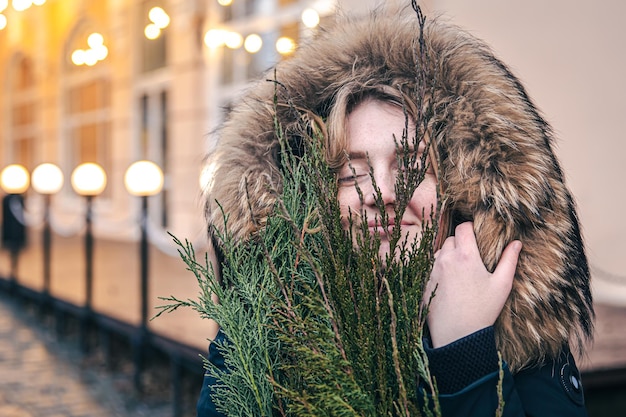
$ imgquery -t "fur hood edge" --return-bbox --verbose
[202,6,594,372]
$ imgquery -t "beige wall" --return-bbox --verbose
[419,0,626,303]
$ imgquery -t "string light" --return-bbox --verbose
[12,0,46,11]
[204,29,227,48]
[276,37,296,55]
[301,8,320,28]
[204,29,245,49]
[149,6,169,29]
[12,0,32,12]
[224,31,243,49]
[83,49,98,66]
[0,0,46,30]
[87,32,103,48]
[244,34,262,53]
[71,32,107,66]
[144,23,160,40]
[145,6,169,40]
[71,49,85,66]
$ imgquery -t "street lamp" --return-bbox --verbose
[71,162,106,351]
[124,160,163,390]
[0,164,29,292]
[0,164,29,194]
[31,163,64,302]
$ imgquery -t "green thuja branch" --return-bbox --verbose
[158,4,447,417]
[154,234,218,320]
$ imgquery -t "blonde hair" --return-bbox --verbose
[325,83,419,171]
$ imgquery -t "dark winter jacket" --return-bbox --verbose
[198,326,587,416]
[198,4,593,416]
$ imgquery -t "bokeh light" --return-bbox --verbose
[276,36,296,55]
[302,8,320,28]
[224,31,243,49]
[12,0,32,12]
[145,23,160,40]
[124,161,164,197]
[71,163,107,196]
[244,34,262,53]
[149,6,170,29]
[204,29,226,48]
[32,163,64,195]
[0,164,29,194]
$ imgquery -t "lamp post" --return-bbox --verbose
[0,164,29,293]
[31,163,64,303]
[124,160,164,391]
[71,162,106,352]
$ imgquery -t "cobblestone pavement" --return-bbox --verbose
[0,292,179,417]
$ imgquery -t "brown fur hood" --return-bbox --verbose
[203,5,593,372]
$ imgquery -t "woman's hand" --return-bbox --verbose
[425,222,522,348]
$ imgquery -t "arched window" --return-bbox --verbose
[7,54,37,171]
[140,0,168,73]
[135,0,171,227]
[63,23,112,197]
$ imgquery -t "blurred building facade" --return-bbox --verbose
[0,0,385,245]
[1,0,625,303]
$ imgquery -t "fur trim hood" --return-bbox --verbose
[203,6,593,372]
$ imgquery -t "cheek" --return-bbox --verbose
[408,177,438,217]
[337,187,362,220]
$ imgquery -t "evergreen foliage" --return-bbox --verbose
[157,4,454,416]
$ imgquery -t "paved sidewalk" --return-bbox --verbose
[0,293,174,417]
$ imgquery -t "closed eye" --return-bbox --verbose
[338,174,356,183]
[338,172,368,185]
[337,159,369,185]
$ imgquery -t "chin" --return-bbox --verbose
[381,231,423,263]
[378,242,392,262]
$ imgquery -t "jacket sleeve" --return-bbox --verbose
[420,327,588,417]
[196,330,228,417]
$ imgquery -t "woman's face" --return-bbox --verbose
[337,99,437,260]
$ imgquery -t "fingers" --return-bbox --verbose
[454,221,474,238]
[493,240,522,287]
[452,222,479,254]
[426,223,523,347]
[439,234,456,252]
[435,220,522,286]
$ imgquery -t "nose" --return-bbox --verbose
[364,169,396,207]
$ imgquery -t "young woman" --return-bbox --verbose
[197,5,593,416]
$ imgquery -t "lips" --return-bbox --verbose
[367,217,395,235]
